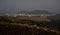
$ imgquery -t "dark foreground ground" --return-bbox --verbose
[0,23,60,35]
[0,16,60,35]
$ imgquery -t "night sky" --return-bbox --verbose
[0,0,60,13]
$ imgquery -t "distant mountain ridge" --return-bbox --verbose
[17,10,56,14]
[29,10,56,14]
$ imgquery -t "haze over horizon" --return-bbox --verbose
[0,0,60,14]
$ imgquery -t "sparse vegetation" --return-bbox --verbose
[0,16,60,35]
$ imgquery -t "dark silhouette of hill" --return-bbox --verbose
[17,10,55,15]
[28,10,55,14]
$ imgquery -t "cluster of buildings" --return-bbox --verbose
[0,11,56,18]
